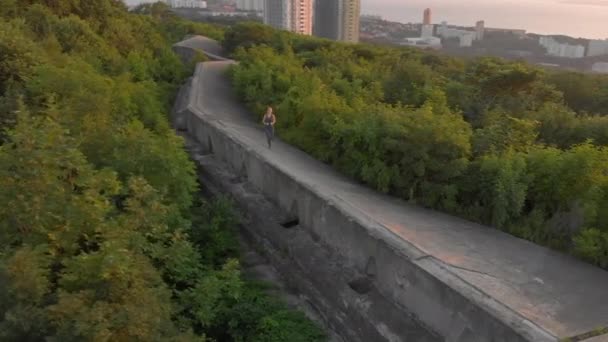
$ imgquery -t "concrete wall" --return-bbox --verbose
[172,65,560,342]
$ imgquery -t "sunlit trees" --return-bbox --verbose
[226,23,608,268]
[0,113,179,341]
[1,2,325,340]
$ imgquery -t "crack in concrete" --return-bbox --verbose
[443,263,502,281]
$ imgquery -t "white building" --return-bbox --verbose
[592,62,608,74]
[236,0,263,11]
[587,39,608,57]
[421,24,434,38]
[475,20,485,41]
[399,36,442,50]
[436,22,476,47]
[166,0,207,8]
[539,36,585,58]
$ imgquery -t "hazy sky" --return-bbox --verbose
[362,0,608,39]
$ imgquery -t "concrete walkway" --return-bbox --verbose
[181,39,608,340]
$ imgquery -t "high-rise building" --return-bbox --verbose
[341,0,360,42]
[313,0,360,42]
[423,8,432,25]
[264,0,311,35]
[166,0,207,8]
[313,0,341,40]
[264,0,291,30]
[290,0,312,35]
[475,20,485,40]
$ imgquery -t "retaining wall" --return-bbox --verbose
[173,54,608,341]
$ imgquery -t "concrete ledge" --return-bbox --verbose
[172,41,608,342]
[186,137,441,341]
[178,104,545,341]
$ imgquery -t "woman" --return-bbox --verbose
[262,106,276,149]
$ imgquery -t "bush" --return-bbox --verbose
[227,23,608,269]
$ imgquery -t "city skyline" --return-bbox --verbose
[261,0,360,42]
[361,0,608,39]
[123,0,608,39]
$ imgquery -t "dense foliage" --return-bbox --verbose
[227,22,608,269]
[0,3,324,341]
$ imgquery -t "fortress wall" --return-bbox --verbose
[172,64,557,342]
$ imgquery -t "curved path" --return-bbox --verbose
[178,37,608,341]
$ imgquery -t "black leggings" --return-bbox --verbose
[264,125,274,146]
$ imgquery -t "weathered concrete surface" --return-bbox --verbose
[186,133,439,342]
[585,334,608,342]
[173,38,608,341]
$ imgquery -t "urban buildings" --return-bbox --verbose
[475,20,485,40]
[539,36,585,58]
[313,0,360,42]
[399,8,441,49]
[436,22,476,47]
[313,0,341,40]
[264,0,312,35]
[421,24,434,38]
[418,10,484,48]
[165,0,207,8]
[423,8,431,25]
[399,36,441,50]
[587,39,608,57]
[291,0,312,35]
[341,0,361,42]
[236,0,263,11]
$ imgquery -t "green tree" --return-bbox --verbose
[223,22,275,55]
[227,20,608,269]
[472,110,539,155]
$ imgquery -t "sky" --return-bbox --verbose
[362,0,608,39]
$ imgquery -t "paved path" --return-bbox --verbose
[187,55,608,340]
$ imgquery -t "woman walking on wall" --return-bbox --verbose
[263,106,276,149]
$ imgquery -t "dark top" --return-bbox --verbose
[263,114,275,126]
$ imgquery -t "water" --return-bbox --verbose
[363,0,608,39]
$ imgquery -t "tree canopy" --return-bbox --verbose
[0,3,324,341]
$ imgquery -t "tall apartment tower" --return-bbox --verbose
[313,0,341,40]
[313,0,360,42]
[291,0,312,35]
[341,0,360,42]
[264,0,291,30]
[423,8,432,25]
[264,0,311,35]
